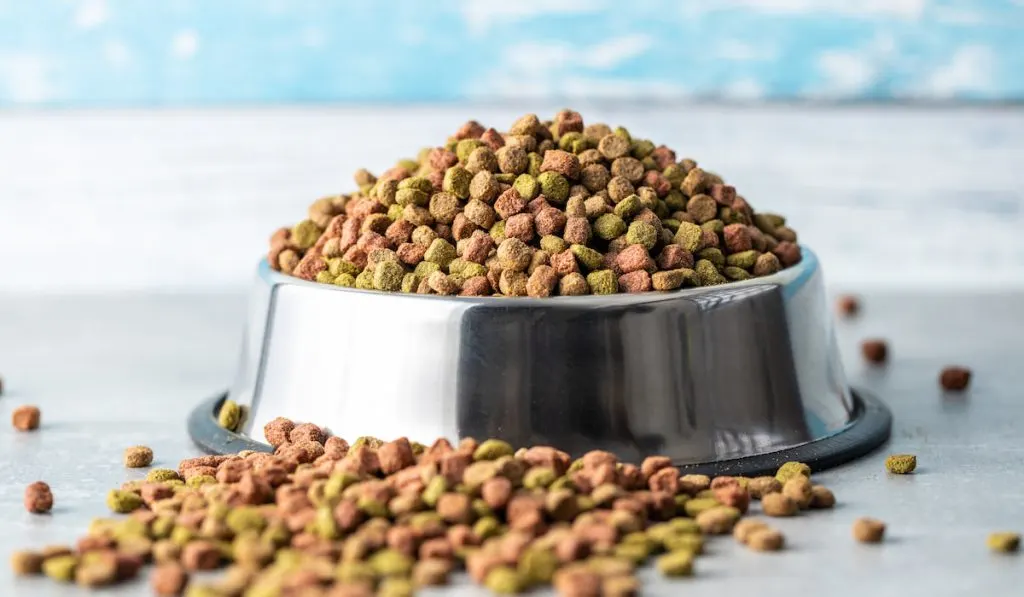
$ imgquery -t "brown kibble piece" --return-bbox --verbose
[761,493,798,517]
[782,476,813,509]
[836,295,859,317]
[940,366,971,391]
[151,562,188,596]
[124,446,154,468]
[861,339,888,364]
[180,540,221,571]
[852,518,886,543]
[10,550,45,576]
[747,528,785,552]
[748,476,782,499]
[24,481,53,514]
[12,405,40,431]
[264,417,295,448]
[809,485,836,509]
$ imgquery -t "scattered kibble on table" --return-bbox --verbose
[987,532,1021,554]
[123,446,154,468]
[10,425,839,594]
[23,481,53,514]
[11,404,41,431]
[885,454,917,475]
[836,295,860,318]
[268,110,804,298]
[939,366,972,391]
[861,339,888,365]
[852,518,886,543]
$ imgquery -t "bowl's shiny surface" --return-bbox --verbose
[228,249,855,465]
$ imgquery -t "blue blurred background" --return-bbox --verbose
[2,0,1022,106]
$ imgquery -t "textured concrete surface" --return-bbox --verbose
[0,291,1021,596]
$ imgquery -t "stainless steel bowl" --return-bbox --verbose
[190,248,890,474]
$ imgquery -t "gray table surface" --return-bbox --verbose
[1,290,1021,596]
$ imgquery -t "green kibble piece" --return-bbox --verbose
[187,475,216,488]
[226,507,266,535]
[664,533,704,555]
[513,174,540,201]
[549,475,576,492]
[424,238,456,268]
[570,244,604,271]
[701,219,724,235]
[523,467,557,489]
[290,219,322,250]
[539,235,568,254]
[388,203,404,221]
[336,561,376,585]
[106,489,143,514]
[674,222,703,252]
[775,461,811,484]
[379,578,415,597]
[370,549,414,578]
[614,542,650,564]
[41,555,77,582]
[527,153,543,177]
[613,194,642,220]
[146,469,180,483]
[315,271,335,284]
[474,439,514,461]
[400,273,418,293]
[170,527,194,547]
[558,131,584,152]
[669,518,703,536]
[354,269,374,290]
[358,496,389,518]
[625,221,657,249]
[456,139,484,162]
[683,498,719,518]
[587,270,618,295]
[665,190,687,212]
[373,261,405,291]
[885,454,917,475]
[656,551,694,577]
[484,566,524,594]
[421,476,447,508]
[443,166,472,199]
[652,269,690,291]
[518,548,558,586]
[334,273,356,288]
[398,158,419,172]
[151,517,175,539]
[313,506,339,539]
[698,248,725,269]
[695,260,726,286]
[662,218,681,232]
[472,499,493,518]
[594,214,627,240]
[664,164,686,186]
[490,220,507,244]
[537,171,569,203]
[395,188,429,208]
[726,250,758,269]
[398,175,432,194]
[473,516,501,540]
[218,399,242,431]
[724,266,751,281]
[414,261,440,277]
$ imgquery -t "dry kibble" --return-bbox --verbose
[782,477,813,510]
[12,405,40,431]
[124,446,154,468]
[24,481,54,514]
[885,454,917,475]
[836,295,859,317]
[10,550,45,576]
[861,339,888,365]
[852,518,886,543]
[987,532,1021,553]
[809,485,836,509]
[747,528,785,552]
[748,476,782,499]
[761,493,798,517]
[270,110,800,296]
[151,562,188,596]
[732,518,769,544]
[217,399,243,432]
[940,366,971,391]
